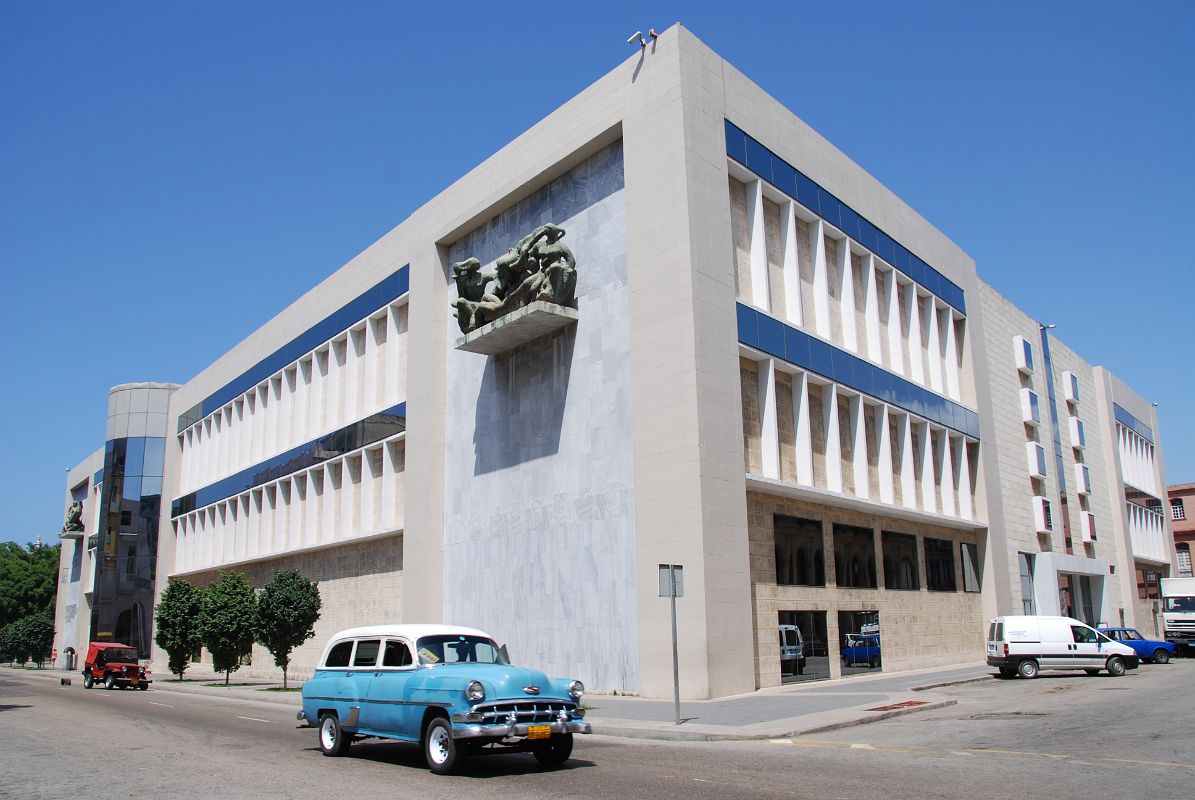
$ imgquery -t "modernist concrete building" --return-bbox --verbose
[52,26,1178,697]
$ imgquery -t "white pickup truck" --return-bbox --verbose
[1161,576,1195,655]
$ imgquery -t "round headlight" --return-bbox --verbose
[465,680,485,703]
[567,680,584,700]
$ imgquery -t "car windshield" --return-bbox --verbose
[104,649,138,663]
[1165,596,1195,613]
[416,635,507,666]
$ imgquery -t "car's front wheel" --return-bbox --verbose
[104,673,118,690]
[318,713,351,757]
[1017,659,1039,679]
[1152,648,1170,664]
[532,733,574,767]
[1106,656,1126,677]
[83,673,93,689]
[424,717,461,775]
[137,682,148,690]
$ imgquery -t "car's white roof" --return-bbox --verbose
[324,624,494,643]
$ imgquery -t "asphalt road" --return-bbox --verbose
[2,661,1192,799]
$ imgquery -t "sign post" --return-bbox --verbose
[658,564,684,725]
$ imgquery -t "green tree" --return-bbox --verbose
[198,572,257,685]
[154,578,204,680]
[0,610,54,665]
[254,569,321,689]
[0,541,61,629]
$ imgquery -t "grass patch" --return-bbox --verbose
[261,687,302,692]
[202,682,263,688]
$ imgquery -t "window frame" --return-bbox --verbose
[323,639,354,669]
[379,638,416,670]
[924,537,958,592]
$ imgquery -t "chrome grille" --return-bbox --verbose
[475,701,575,725]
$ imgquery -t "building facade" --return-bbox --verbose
[1167,483,1193,578]
[52,27,1177,697]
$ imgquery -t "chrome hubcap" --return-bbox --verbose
[429,727,450,764]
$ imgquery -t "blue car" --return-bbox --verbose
[1098,628,1175,664]
[841,634,882,668]
[299,624,591,774]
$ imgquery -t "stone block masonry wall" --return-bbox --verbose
[747,492,984,689]
[167,534,403,682]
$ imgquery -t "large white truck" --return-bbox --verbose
[1160,577,1195,655]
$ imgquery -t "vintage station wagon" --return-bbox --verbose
[298,624,591,774]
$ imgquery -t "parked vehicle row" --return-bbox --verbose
[985,615,1178,679]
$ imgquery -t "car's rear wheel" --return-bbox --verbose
[1016,659,1039,679]
[532,733,574,767]
[1106,656,1126,677]
[83,673,93,689]
[1152,648,1170,664]
[997,667,1016,679]
[869,656,880,669]
[424,717,461,775]
[318,713,351,757]
[104,674,117,690]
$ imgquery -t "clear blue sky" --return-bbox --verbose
[2,1,1192,546]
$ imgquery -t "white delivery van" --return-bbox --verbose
[986,615,1140,679]
[778,624,806,675]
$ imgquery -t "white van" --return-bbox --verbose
[986,615,1140,679]
[778,624,806,674]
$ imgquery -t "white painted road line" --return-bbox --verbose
[149,701,174,708]
[237,716,272,723]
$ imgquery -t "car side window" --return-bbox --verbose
[382,640,413,668]
[353,639,382,667]
[1070,625,1097,644]
[325,640,353,668]
[1125,630,1142,640]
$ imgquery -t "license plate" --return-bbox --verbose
[130,678,139,685]
[527,725,551,740]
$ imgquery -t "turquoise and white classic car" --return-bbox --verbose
[298,624,590,773]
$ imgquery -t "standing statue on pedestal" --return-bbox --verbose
[452,223,577,334]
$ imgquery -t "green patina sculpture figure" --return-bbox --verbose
[451,223,577,334]
[62,500,84,533]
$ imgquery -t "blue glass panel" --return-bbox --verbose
[795,171,819,212]
[725,120,748,164]
[124,437,145,479]
[745,136,772,179]
[857,218,879,253]
[758,315,785,358]
[873,368,895,404]
[737,303,759,347]
[93,469,104,486]
[906,254,928,287]
[891,245,910,273]
[143,438,165,477]
[808,337,834,379]
[875,231,896,264]
[924,268,943,299]
[838,205,861,242]
[817,188,841,228]
[854,360,876,397]
[784,326,811,367]
[896,379,917,413]
[966,409,981,439]
[141,476,163,497]
[830,348,855,385]
[771,157,797,198]
[123,476,142,502]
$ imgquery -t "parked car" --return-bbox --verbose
[298,624,591,774]
[778,624,806,674]
[1099,627,1175,664]
[841,634,881,668]
[986,615,1139,678]
[81,641,150,690]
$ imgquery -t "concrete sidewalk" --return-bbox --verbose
[10,660,994,741]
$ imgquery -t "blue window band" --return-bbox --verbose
[1113,403,1154,445]
[171,402,406,518]
[725,120,965,314]
[737,303,979,439]
[178,265,410,433]
[93,469,104,486]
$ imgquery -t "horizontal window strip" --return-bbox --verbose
[725,120,965,314]
[1113,403,1154,444]
[737,303,979,438]
[178,265,409,433]
[171,402,405,517]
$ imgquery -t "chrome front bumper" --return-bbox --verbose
[451,719,592,740]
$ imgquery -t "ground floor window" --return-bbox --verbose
[924,537,957,591]
[837,610,881,676]
[833,524,876,589]
[778,610,829,683]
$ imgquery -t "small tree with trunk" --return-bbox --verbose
[154,578,204,680]
[199,571,257,685]
[254,569,321,689]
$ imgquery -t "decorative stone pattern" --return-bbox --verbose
[777,371,797,483]
[729,179,750,302]
[747,491,984,688]
[740,358,763,474]
[764,197,786,318]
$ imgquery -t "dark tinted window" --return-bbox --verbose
[382,640,413,667]
[833,524,876,589]
[1070,626,1097,644]
[881,532,919,590]
[325,641,353,668]
[961,542,982,592]
[353,639,381,667]
[925,538,957,591]
[775,516,824,586]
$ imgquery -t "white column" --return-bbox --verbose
[897,413,917,509]
[328,341,344,430]
[885,272,904,376]
[925,297,944,393]
[247,491,260,559]
[863,255,882,362]
[781,201,803,326]
[823,384,842,492]
[364,318,380,414]
[793,372,813,485]
[340,459,357,539]
[305,471,321,547]
[919,423,937,513]
[938,430,956,518]
[849,395,868,499]
[905,287,925,385]
[747,179,770,311]
[943,312,961,401]
[382,444,397,531]
[758,359,780,479]
[811,219,831,339]
[877,405,894,504]
[279,374,293,454]
[322,465,339,543]
[287,480,302,551]
[955,437,974,521]
[346,329,362,422]
[361,450,379,533]
[386,305,402,407]
[838,241,858,353]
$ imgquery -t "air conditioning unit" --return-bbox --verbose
[1081,511,1097,543]
[1027,442,1047,479]
[1074,464,1091,495]
[1033,496,1053,533]
[1013,335,1034,374]
[1020,388,1041,426]
[1069,416,1086,450]
[1063,371,1080,403]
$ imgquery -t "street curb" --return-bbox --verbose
[912,674,996,692]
